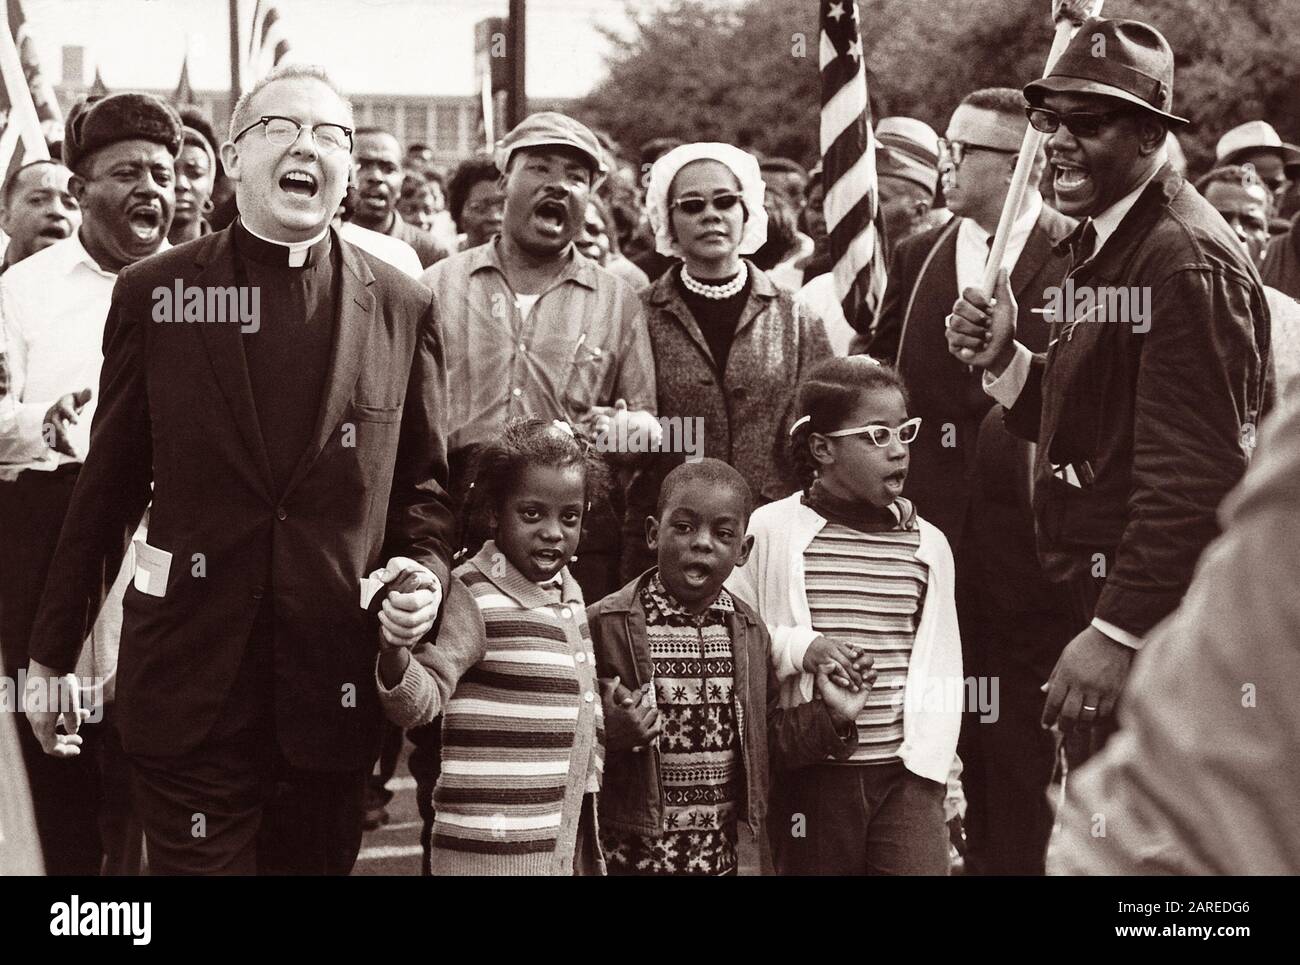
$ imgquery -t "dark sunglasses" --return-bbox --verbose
[1025,106,1133,138]
[670,192,743,215]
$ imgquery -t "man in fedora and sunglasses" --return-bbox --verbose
[946,19,1270,764]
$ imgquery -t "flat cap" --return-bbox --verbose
[63,92,183,173]
[494,111,607,184]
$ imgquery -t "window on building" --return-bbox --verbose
[435,104,461,154]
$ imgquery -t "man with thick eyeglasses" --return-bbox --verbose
[946,19,1269,780]
[23,64,455,875]
[866,87,1078,877]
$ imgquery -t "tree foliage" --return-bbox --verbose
[577,0,1300,173]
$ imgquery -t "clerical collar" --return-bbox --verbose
[234,218,331,268]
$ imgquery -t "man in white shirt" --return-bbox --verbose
[946,20,1268,766]
[0,91,180,875]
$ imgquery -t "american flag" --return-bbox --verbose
[247,0,293,83]
[0,0,55,187]
[819,0,888,338]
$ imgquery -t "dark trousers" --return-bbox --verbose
[967,601,1077,875]
[407,717,442,876]
[128,599,368,875]
[775,762,949,875]
[129,728,367,875]
[0,467,138,875]
[366,721,405,810]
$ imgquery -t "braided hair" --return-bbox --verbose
[786,355,910,492]
[457,417,611,562]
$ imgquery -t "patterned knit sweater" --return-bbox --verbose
[376,541,605,875]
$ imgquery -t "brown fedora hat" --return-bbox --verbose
[1024,18,1188,127]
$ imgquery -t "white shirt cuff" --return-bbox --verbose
[981,342,1032,408]
[1091,617,1144,651]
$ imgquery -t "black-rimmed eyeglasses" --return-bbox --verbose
[233,115,354,155]
[938,139,1017,170]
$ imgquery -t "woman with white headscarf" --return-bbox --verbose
[621,143,832,577]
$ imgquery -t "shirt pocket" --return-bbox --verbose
[563,341,614,411]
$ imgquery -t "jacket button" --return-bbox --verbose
[583,691,594,703]
[276,508,287,521]
[252,586,265,600]
[560,607,572,619]
[574,651,586,663]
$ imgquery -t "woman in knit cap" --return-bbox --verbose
[621,143,832,578]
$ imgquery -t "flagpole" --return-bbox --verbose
[229,0,242,104]
[980,0,1102,296]
[0,13,49,161]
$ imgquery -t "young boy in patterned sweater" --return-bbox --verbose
[589,459,871,875]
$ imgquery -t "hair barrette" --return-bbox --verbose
[789,415,811,436]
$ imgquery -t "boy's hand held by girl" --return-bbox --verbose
[814,666,872,726]
[599,675,662,751]
[803,635,875,692]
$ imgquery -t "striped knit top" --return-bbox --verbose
[803,522,927,764]
[379,541,605,875]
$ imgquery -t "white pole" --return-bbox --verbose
[980,1,1102,295]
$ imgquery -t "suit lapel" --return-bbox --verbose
[281,232,376,498]
[1011,206,1073,303]
[193,231,276,496]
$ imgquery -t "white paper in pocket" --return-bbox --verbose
[132,539,173,597]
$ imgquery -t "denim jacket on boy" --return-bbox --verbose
[588,569,857,839]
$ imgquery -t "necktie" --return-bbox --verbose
[1068,218,1097,268]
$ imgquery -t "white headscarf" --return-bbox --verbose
[645,142,769,259]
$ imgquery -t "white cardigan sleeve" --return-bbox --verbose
[726,498,822,685]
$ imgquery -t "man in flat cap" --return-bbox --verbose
[1,91,180,875]
[947,19,1269,768]
[868,87,1079,876]
[414,110,655,869]
[23,64,455,875]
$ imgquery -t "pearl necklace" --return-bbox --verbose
[681,262,748,300]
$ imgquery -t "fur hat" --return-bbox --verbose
[62,92,183,173]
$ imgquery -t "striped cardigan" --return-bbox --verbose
[376,541,605,875]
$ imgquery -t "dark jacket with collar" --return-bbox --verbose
[587,570,855,839]
[27,224,455,769]
[1262,211,1300,301]
[867,203,1075,581]
[1004,163,1271,638]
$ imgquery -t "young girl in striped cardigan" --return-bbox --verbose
[726,356,964,874]
[376,418,610,875]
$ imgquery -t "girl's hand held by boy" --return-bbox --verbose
[946,267,1017,374]
[803,635,874,691]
